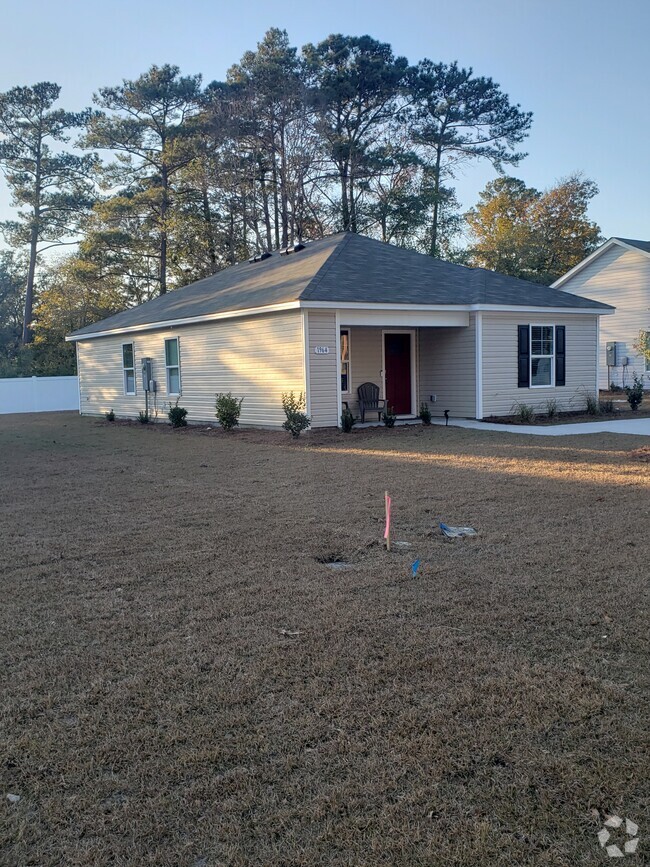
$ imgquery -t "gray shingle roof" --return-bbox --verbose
[613,237,650,254]
[69,232,612,338]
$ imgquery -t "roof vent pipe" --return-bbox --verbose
[281,242,306,256]
[248,251,272,264]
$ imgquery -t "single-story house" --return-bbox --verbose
[67,232,614,427]
[551,237,650,390]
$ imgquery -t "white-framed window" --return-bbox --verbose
[122,342,135,395]
[530,325,554,387]
[165,337,181,395]
[340,329,350,393]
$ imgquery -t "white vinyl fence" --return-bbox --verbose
[0,376,79,414]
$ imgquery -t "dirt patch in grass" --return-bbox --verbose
[1,412,649,865]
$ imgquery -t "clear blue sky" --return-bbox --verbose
[1,0,649,241]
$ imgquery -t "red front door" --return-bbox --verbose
[384,332,412,415]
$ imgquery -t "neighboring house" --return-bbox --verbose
[67,233,613,427]
[552,237,650,390]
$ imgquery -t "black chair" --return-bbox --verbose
[357,382,386,423]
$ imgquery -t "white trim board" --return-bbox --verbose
[68,299,612,342]
[475,312,483,420]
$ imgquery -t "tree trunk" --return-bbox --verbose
[270,151,280,250]
[279,121,289,248]
[258,162,273,251]
[349,164,357,234]
[22,143,42,345]
[340,162,350,231]
[201,181,217,272]
[160,165,169,295]
[22,223,39,344]
[429,143,443,258]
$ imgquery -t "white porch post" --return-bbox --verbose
[335,310,342,427]
[475,312,483,419]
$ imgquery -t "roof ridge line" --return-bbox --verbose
[299,233,353,300]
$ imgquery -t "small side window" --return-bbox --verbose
[165,338,181,395]
[340,329,350,393]
[122,343,135,395]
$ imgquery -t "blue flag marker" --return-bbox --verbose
[411,559,421,577]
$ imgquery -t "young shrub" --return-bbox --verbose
[625,373,645,411]
[599,399,615,414]
[610,382,623,393]
[137,410,149,424]
[545,398,558,419]
[584,391,601,415]
[512,402,535,423]
[215,392,243,430]
[168,398,188,428]
[105,409,115,422]
[382,407,396,428]
[419,402,432,425]
[281,391,311,437]
[340,406,355,433]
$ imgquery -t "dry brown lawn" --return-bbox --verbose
[1,413,649,866]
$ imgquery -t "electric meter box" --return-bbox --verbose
[605,342,617,366]
[141,357,153,391]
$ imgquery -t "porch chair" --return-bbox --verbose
[357,382,386,423]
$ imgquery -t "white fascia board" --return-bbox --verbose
[302,300,612,315]
[301,300,470,313]
[550,238,650,288]
[68,297,613,342]
[470,304,614,315]
[66,300,302,341]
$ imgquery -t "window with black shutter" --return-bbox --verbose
[555,326,566,386]
[518,325,530,387]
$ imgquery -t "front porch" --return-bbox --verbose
[338,323,476,423]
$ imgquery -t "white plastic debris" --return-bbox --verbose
[6,793,21,804]
[439,522,477,539]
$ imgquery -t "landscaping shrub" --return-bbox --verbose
[105,409,115,421]
[610,382,623,393]
[419,402,432,425]
[168,399,188,428]
[584,391,601,415]
[545,398,558,419]
[137,411,150,424]
[340,407,355,433]
[382,407,396,428]
[281,391,311,437]
[600,399,615,413]
[625,373,645,411]
[512,402,535,423]
[215,392,243,430]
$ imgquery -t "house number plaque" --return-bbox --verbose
[314,346,330,354]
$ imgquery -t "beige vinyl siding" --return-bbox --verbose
[481,313,597,417]
[418,318,476,418]
[558,245,650,389]
[306,310,339,427]
[77,310,305,427]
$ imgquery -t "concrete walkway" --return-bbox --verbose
[432,417,650,437]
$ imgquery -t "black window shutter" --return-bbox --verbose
[518,325,530,388]
[555,326,566,386]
